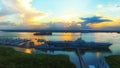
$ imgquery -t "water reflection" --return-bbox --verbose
[24,48,34,54]
[61,33,73,41]
[14,47,35,54]
[61,33,81,41]
[82,51,110,68]
[96,52,101,58]
[81,33,95,42]
[94,33,120,55]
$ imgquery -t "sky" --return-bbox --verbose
[0,0,120,30]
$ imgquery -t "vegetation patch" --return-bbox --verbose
[0,46,75,68]
[105,55,120,68]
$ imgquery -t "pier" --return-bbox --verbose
[76,48,87,68]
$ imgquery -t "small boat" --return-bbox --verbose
[34,32,52,35]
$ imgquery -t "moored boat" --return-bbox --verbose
[34,32,52,35]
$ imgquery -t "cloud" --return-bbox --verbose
[97,4,120,15]
[80,16,112,29]
[107,5,120,12]
[97,4,103,9]
[87,18,120,29]
[1,0,46,25]
[0,21,16,29]
[0,7,15,17]
[81,16,112,23]
[103,26,120,30]
[0,21,15,26]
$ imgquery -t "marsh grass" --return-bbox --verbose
[0,46,75,68]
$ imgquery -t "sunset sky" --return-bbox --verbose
[0,0,120,29]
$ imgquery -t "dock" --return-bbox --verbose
[76,48,87,68]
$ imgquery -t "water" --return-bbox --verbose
[0,32,120,68]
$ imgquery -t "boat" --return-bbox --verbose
[34,32,52,35]
[46,38,112,49]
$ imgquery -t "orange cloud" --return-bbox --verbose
[0,16,4,19]
[2,0,46,25]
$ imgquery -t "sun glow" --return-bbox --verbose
[60,15,73,22]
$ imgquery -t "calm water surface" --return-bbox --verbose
[0,32,120,68]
